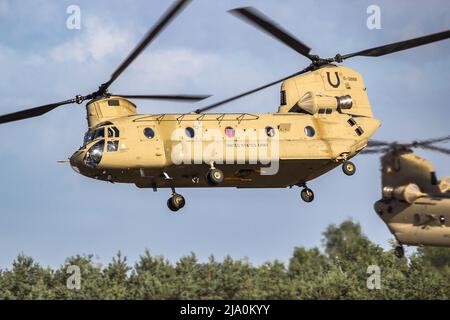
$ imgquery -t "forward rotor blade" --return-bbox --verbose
[229,7,312,59]
[117,94,211,102]
[0,99,76,124]
[99,0,191,93]
[418,144,450,155]
[194,67,311,113]
[341,29,450,60]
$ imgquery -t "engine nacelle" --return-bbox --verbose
[382,183,424,204]
[296,91,352,115]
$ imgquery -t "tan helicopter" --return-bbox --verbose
[363,137,450,258]
[1,1,450,212]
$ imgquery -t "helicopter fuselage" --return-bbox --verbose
[69,65,381,190]
[374,197,450,247]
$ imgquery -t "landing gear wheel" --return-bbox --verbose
[394,245,404,258]
[342,161,356,176]
[207,168,224,185]
[167,194,185,212]
[300,188,314,203]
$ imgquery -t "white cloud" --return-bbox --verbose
[48,16,132,63]
[131,48,221,84]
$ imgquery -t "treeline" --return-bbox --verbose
[0,220,449,300]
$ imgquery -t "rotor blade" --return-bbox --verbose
[229,7,312,59]
[341,29,450,60]
[194,67,311,113]
[0,99,76,124]
[99,0,191,93]
[418,144,450,155]
[366,140,391,147]
[413,135,450,146]
[117,94,211,102]
[359,148,390,155]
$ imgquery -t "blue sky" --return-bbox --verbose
[0,0,449,268]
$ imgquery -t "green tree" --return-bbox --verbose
[129,250,176,299]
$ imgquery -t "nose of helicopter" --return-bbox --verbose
[69,149,86,174]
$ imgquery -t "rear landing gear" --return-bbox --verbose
[167,188,185,212]
[342,161,356,176]
[300,187,314,203]
[394,244,405,258]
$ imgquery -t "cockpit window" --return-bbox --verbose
[94,128,105,140]
[108,128,114,138]
[112,127,120,137]
[83,126,120,147]
[83,128,104,146]
[107,141,119,152]
[83,131,95,146]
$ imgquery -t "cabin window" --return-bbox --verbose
[143,128,155,139]
[355,127,364,136]
[185,127,195,138]
[439,215,446,225]
[225,127,235,138]
[318,109,326,114]
[280,90,286,105]
[107,141,119,152]
[265,126,275,137]
[348,118,357,126]
[431,172,438,185]
[304,126,315,137]
[326,108,332,114]
[108,100,120,106]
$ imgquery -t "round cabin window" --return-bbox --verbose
[265,126,275,137]
[185,127,195,138]
[225,127,235,138]
[143,127,155,139]
[304,126,315,137]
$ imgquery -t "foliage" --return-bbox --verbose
[0,220,448,300]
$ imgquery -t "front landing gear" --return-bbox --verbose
[300,187,315,203]
[207,162,224,185]
[342,161,356,176]
[167,188,185,212]
[394,244,405,258]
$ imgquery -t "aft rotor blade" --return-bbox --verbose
[229,7,312,59]
[0,99,76,124]
[418,144,450,155]
[359,148,390,155]
[117,94,211,102]
[341,29,450,60]
[99,0,191,93]
[413,135,450,146]
[194,67,311,113]
[366,140,391,147]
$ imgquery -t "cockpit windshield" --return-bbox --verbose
[83,125,120,146]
